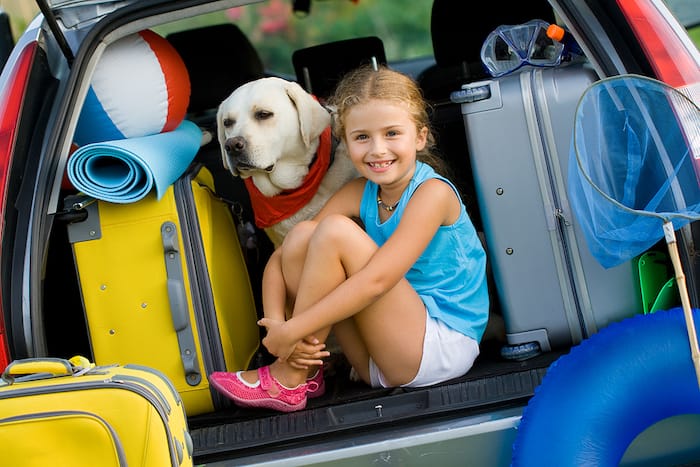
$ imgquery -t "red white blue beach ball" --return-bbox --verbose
[74,30,190,146]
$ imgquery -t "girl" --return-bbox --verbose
[210,65,489,412]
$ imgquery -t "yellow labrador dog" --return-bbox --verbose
[217,77,357,247]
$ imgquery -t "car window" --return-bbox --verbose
[155,0,433,77]
[6,1,696,68]
[665,0,700,27]
[664,0,700,46]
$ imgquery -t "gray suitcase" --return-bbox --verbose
[457,62,643,355]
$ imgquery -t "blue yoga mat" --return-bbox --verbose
[67,120,202,203]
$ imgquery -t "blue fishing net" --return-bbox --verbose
[568,75,700,268]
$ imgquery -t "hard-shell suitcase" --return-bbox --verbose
[66,164,260,415]
[0,357,192,467]
[457,62,643,354]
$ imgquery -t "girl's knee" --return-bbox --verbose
[283,220,317,249]
[314,215,364,244]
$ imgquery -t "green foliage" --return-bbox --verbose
[689,25,700,49]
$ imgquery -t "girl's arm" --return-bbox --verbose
[268,179,460,357]
[314,176,365,220]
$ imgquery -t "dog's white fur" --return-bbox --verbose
[217,77,357,247]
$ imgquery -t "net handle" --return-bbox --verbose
[663,221,700,389]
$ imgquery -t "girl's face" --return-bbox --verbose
[343,99,428,188]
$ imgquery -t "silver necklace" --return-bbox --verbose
[377,192,399,212]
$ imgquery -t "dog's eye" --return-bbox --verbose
[222,118,234,128]
[255,110,273,120]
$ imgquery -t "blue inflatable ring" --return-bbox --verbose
[512,307,700,466]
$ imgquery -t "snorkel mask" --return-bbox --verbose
[481,19,565,77]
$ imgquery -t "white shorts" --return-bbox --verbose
[368,313,480,388]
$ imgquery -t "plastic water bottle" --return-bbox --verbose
[547,24,584,59]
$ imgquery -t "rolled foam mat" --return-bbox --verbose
[67,120,202,203]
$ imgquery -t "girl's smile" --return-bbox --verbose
[368,160,395,172]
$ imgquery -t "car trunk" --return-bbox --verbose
[40,79,562,462]
[22,0,700,463]
[43,116,563,462]
[25,0,596,462]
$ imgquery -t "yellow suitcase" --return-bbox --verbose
[0,357,192,467]
[66,165,260,416]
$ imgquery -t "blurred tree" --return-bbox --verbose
[0,0,39,41]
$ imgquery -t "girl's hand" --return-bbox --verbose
[258,318,329,369]
[288,336,329,370]
[258,317,296,361]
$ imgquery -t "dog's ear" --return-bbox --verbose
[216,101,231,172]
[285,81,331,149]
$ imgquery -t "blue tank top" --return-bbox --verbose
[359,162,489,341]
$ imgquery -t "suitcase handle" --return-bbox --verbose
[161,221,202,386]
[2,356,94,383]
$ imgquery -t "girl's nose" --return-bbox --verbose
[369,137,387,156]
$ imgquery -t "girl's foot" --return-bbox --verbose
[209,365,316,412]
[306,367,325,398]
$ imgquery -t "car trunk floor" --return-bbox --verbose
[188,342,566,462]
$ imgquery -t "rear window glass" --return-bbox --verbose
[155,0,433,76]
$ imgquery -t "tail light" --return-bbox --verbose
[0,40,38,369]
[618,0,700,93]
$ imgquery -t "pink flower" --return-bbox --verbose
[258,0,291,34]
[225,7,243,21]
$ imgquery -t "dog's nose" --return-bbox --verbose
[225,136,246,155]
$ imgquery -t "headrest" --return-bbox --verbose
[167,24,264,114]
[292,36,387,99]
[431,0,556,68]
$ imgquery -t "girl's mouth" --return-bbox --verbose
[368,160,394,169]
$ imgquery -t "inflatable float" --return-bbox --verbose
[512,307,700,466]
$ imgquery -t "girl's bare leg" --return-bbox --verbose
[237,221,319,386]
[263,218,342,387]
[289,215,427,387]
[240,215,427,389]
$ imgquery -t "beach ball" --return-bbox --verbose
[74,30,190,146]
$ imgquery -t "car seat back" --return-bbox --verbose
[422,0,556,99]
[167,24,265,116]
[418,0,556,231]
[292,36,387,100]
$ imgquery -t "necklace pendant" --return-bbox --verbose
[377,195,398,212]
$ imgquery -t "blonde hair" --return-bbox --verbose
[329,64,449,176]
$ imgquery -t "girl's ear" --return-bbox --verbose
[416,126,429,150]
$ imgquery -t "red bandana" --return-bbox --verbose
[245,126,333,228]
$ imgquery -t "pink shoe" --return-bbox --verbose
[209,366,308,412]
[306,367,325,399]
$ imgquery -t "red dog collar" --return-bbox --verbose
[245,126,332,229]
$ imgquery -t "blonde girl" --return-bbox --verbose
[210,65,489,412]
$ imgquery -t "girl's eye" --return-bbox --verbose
[355,134,368,141]
[386,130,398,137]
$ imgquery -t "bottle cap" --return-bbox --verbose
[547,24,565,42]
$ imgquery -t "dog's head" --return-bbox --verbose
[217,77,332,196]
